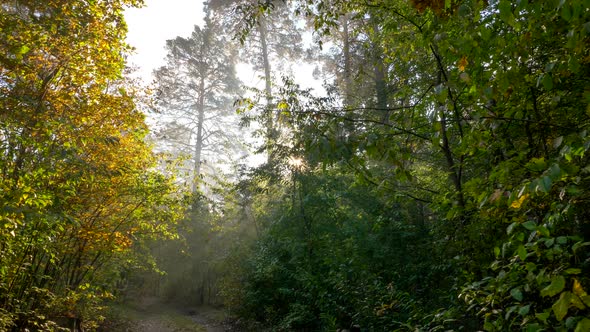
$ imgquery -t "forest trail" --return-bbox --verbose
[105,297,227,332]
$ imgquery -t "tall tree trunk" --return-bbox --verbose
[258,15,275,162]
[370,19,389,123]
[259,16,272,108]
[193,77,205,193]
[342,14,352,107]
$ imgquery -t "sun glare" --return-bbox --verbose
[288,156,305,170]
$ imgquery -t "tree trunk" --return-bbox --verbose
[370,19,389,123]
[436,72,465,212]
[259,16,272,108]
[193,77,205,193]
[258,15,275,163]
[342,14,353,107]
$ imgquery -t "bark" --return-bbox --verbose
[436,71,466,212]
[258,15,276,163]
[342,14,353,107]
[193,76,205,193]
[192,27,211,193]
[259,16,272,107]
[371,19,389,123]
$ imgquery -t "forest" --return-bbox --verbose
[1,0,590,331]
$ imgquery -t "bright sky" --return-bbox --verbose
[124,0,322,91]
[124,0,322,168]
[124,0,204,82]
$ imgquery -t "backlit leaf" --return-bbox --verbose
[517,245,527,261]
[573,278,587,297]
[552,291,571,321]
[541,275,565,297]
[458,56,468,72]
[510,194,528,209]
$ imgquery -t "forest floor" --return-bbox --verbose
[101,297,229,332]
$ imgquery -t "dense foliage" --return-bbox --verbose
[3,0,590,331]
[219,0,590,331]
[0,1,186,330]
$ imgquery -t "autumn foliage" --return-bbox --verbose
[0,1,185,330]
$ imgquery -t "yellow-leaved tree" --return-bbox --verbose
[0,1,186,330]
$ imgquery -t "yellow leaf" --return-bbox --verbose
[458,56,468,72]
[510,194,528,209]
[573,278,587,297]
[277,101,289,110]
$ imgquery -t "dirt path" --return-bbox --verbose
[132,315,194,332]
[104,297,228,332]
[186,307,226,332]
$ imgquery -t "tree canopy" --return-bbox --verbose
[221,0,590,330]
[2,0,590,331]
[0,0,185,329]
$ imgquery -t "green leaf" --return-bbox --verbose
[522,220,536,231]
[517,245,527,261]
[518,304,530,316]
[498,0,516,27]
[540,176,552,193]
[561,4,572,21]
[566,316,577,329]
[570,293,586,310]
[569,55,581,73]
[543,74,553,91]
[505,305,518,320]
[535,311,550,323]
[552,291,571,321]
[507,222,518,235]
[525,262,537,272]
[17,45,30,55]
[564,268,581,275]
[572,241,590,252]
[549,164,562,180]
[527,157,547,172]
[545,238,555,247]
[526,323,541,332]
[541,275,565,297]
[511,288,524,301]
[536,269,549,285]
[575,318,590,332]
[537,225,550,237]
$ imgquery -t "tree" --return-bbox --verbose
[221,0,590,330]
[154,13,242,193]
[209,0,303,160]
[0,1,185,329]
